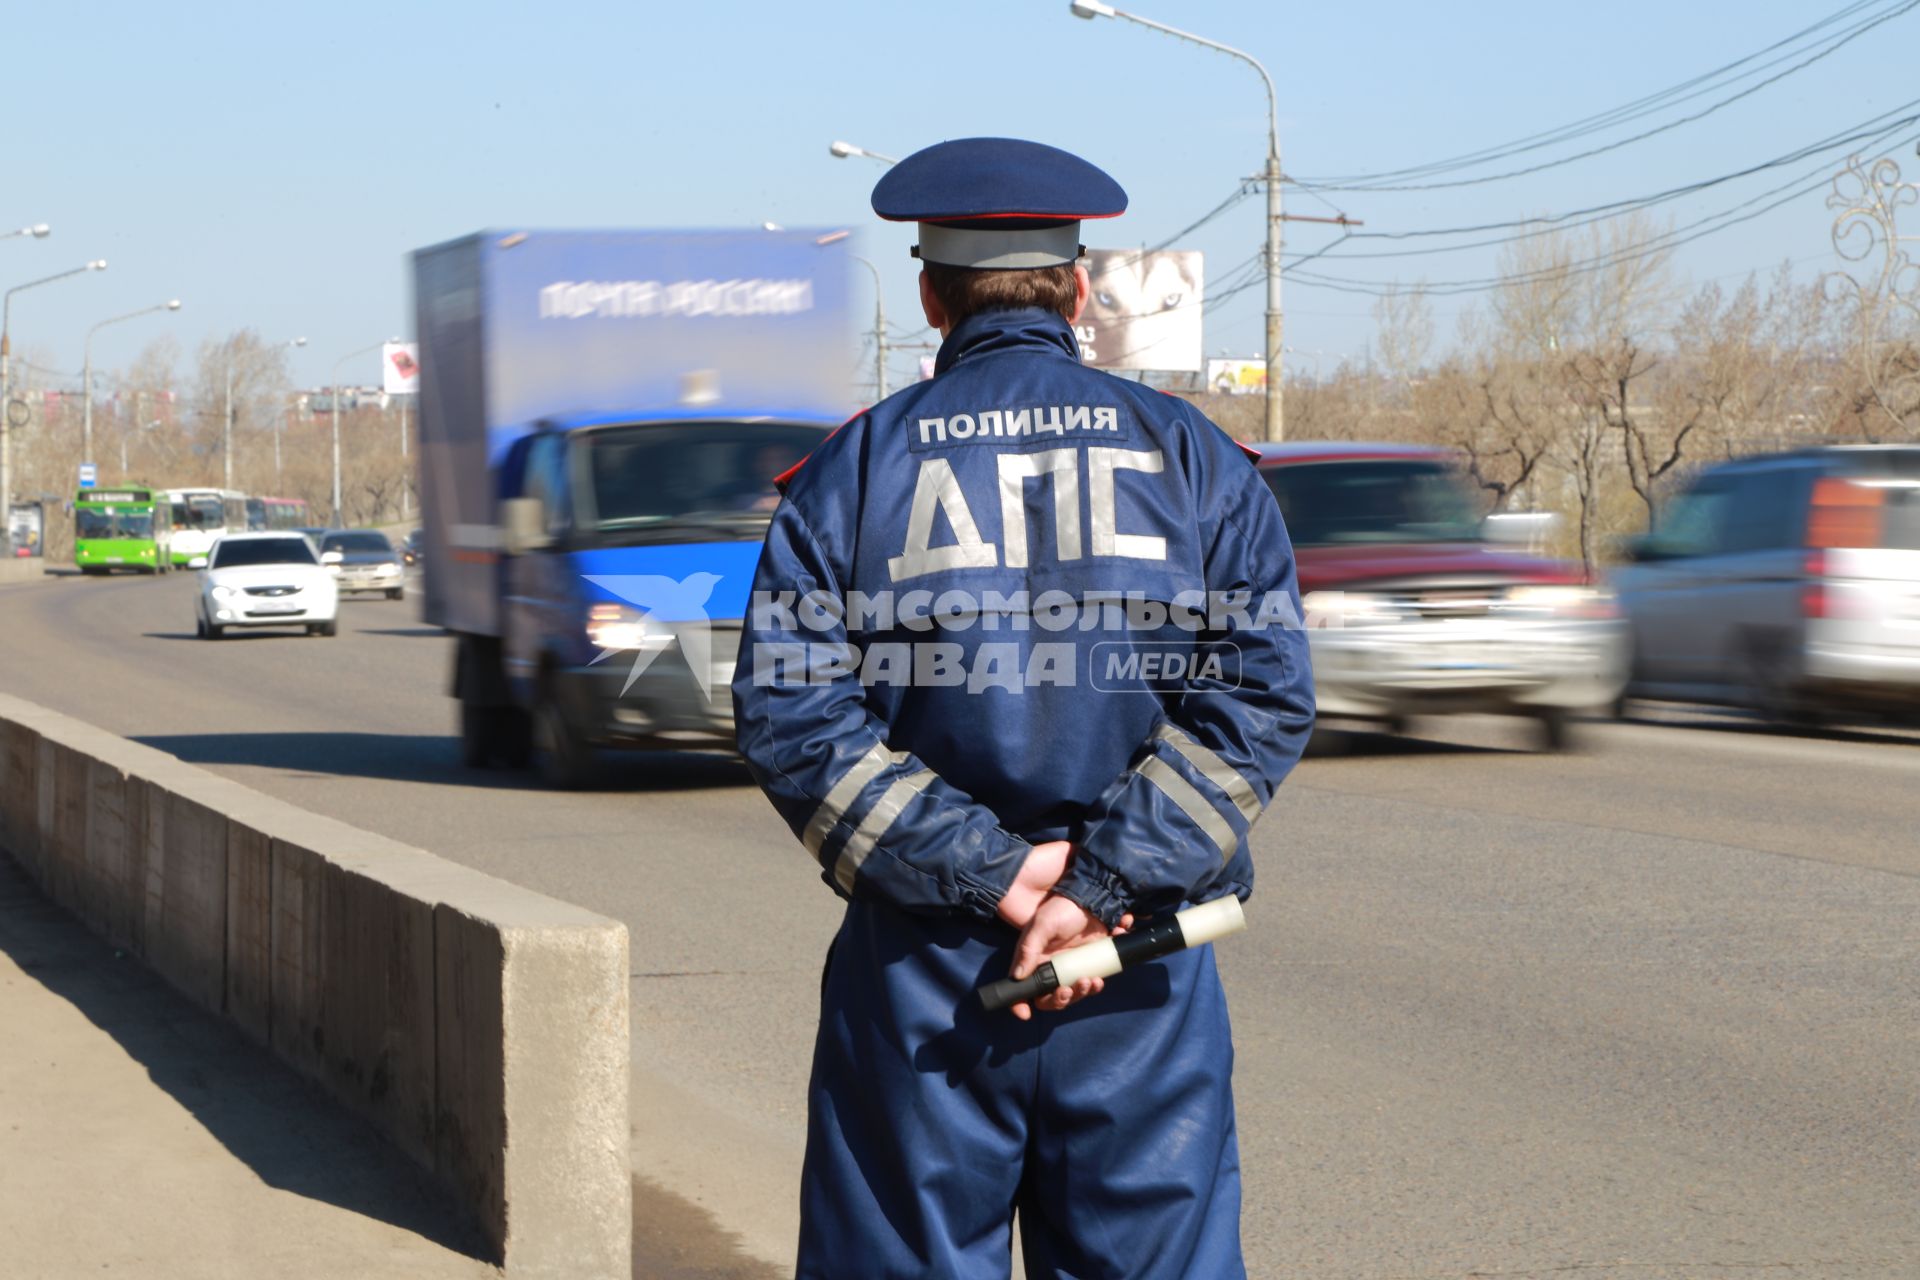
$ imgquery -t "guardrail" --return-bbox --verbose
[0,693,630,1277]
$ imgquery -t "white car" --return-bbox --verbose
[193,531,340,639]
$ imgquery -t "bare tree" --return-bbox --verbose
[187,330,302,489]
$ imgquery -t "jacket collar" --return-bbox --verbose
[933,307,1081,376]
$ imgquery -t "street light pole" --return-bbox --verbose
[1070,1,1285,440]
[330,338,397,526]
[850,255,889,401]
[828,140,899,166]
[2,259,106,554]
[275,337,307,487]
[86,300,181,467]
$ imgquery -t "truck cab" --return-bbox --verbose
[475,413,830,783]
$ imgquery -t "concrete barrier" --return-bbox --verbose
[0,693,630,1277]
[0,558,59,584]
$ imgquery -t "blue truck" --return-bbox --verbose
[412,229,854,785]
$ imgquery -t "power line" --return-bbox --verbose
[1285,128,1920,298]
[1294,0,1918,195]
[1315,98,1920,254]
[1297,0,1894,186]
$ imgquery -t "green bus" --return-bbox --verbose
[74,484,172,575]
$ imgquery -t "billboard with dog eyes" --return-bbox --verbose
[1074,249,1204,373]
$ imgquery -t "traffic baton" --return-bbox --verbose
[977,895,1246,1014]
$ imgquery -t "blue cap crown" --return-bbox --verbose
[872,137,1127,269]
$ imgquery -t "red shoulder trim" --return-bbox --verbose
[774,413,860,493]
[876,209,1126,224]
[1155,387,1262,464]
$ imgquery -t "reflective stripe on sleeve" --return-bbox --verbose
[1153,723,1263,824]
[832,769,937,894]
[1136,755,1238,859]
[803,742,906,860]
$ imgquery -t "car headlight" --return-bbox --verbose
[1504,584,1617,619]
[210,584,237,601]
[1301,590,1402,628]
[586,603,675,653]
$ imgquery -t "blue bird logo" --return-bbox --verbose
[581,572,724,700]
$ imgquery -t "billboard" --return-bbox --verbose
[383,342,420,395]
[1075,249,1203,372]
[1206,358,1267,395]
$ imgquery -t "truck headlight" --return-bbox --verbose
[1504,584,1617,619]
[586,603,674,653]
[1301,590,1401,628]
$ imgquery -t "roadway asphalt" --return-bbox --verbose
[3,569,1916,1279]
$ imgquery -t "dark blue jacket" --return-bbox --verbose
[733,307,1314,927]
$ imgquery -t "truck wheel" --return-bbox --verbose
[495,707,532,770]
[386,588,403,600]
[1531,707,1575,751]
[532,697,593,790]
[460,700,498,768]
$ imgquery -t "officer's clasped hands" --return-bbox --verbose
[1001,840,1133,1020]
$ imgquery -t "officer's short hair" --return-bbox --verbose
[923,261,1079,327]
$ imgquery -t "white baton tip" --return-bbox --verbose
[1174,896,1246,948]
[1049,937,1122,987]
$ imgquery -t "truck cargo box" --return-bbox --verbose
[412,228,854,637]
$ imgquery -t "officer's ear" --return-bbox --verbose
[1069,263,1091,326]
[918,269,950,336]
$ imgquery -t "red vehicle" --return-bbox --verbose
[1255,442,1628,749]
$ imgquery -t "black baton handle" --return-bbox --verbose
[977,962,1058,1013]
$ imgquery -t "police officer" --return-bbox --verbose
[733,137,1314,1279]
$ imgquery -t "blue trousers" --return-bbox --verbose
[796,900,1244,1280]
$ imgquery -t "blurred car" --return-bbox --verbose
[1257,443,1627,749]
[293,525,329,549]
[1614,445,1920,725]
[319,529,406,599]
[401,528,424,568]
[193,532,338,639]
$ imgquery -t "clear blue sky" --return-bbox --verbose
[7,0,1914,388]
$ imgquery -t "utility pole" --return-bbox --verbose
[851,255,888,402]
[399,393,412,519]
[1069,3,1287,439]
[223,345,235,491]
[85,299,179,480]
[332,338,396,526]
[5,261,108,553]
[1264,143,1283,442]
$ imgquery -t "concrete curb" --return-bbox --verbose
[0,693,630,1277]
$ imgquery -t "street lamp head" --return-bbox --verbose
[86,259,107,271]
[164,299,182,311]
[290,337,308,348]
[29,224,50,238]
[1069,0,1116,18]
[830,140,855,158]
